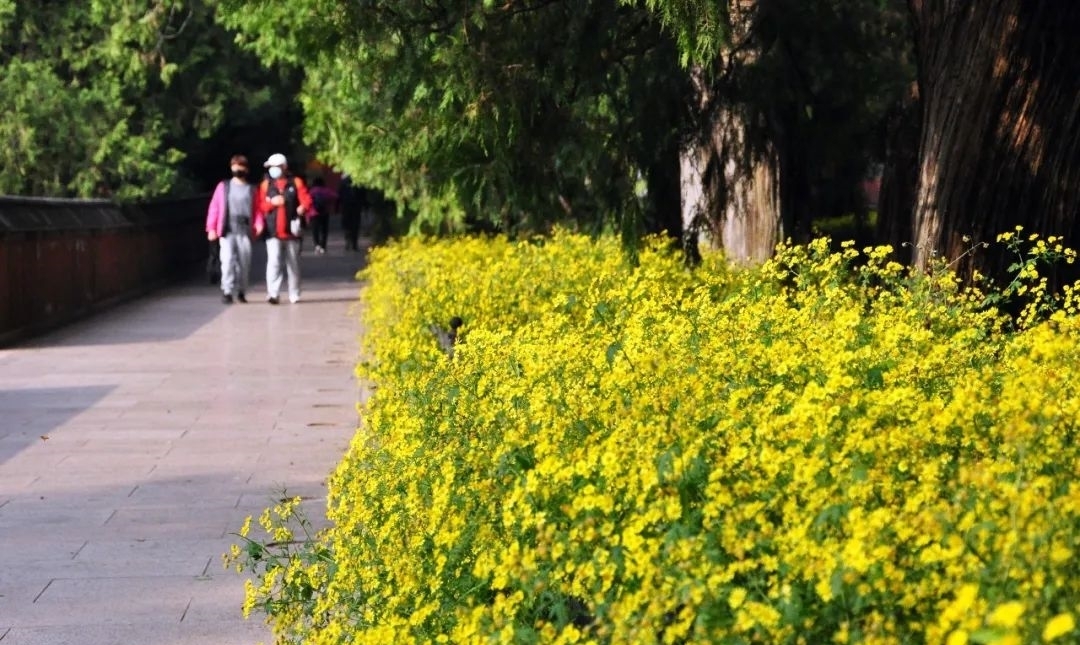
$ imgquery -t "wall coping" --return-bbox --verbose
[0,195,209,233]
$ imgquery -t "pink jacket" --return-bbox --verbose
[205,180,258,237]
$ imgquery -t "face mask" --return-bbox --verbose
[231,168,247,178]
[268,167,283,179]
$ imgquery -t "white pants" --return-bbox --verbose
[265,237,301,301]
[219,232,252,296]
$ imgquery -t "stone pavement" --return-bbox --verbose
[0,236,369,645]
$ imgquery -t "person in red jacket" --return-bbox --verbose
[254,153,313,304]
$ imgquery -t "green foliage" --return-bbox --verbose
[0,0,289,199]
[224,495,332,632]
[215,0,693,237]
[623,0,729,66]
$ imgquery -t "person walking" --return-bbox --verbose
[338,174,363,251]
[308,177,338,254]
[255,153,313,305]
[205,154,257,304]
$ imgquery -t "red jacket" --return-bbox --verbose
[255,175,314,240]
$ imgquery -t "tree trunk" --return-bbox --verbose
[680,2,783,266]
[681,108,782,265]
[909,0,1080,278]
[680,136,715,250]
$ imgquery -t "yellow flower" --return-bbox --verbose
[729,587,747,609]
[1043,613,1075,641]
[988,601,1025,628]
[242,231,1080,643]
[238,515,252,538]
[815,576,834,603]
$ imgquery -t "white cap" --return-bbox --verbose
[263,153,287,168]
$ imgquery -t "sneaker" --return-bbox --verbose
[237,292,247,303]
[316,245,326,254]
[289,295,300,304]
[267,296,279,305]
[222,294,233,304]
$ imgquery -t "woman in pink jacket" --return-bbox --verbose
[205,155,258,304]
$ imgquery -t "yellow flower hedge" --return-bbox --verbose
[234,230,1080,645]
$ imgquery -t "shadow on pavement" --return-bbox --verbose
[0,470,319,644]
[13,285,228,348]
[0,386,115,466]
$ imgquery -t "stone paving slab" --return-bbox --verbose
[0,620,270,645]
[0,237,368,644]
[1,547,210,580]
[15,576,214,627]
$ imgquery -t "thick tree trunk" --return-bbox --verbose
[909,1,1080,278]
[681,109,782,265]
[680,2,783,266]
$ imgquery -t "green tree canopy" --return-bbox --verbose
[216,0,694,238]
[215,0,914,251]
[0,0,295,200]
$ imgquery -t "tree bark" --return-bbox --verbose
[681,106,783,266]
[909,0,1080,278]
[680,2,783,266]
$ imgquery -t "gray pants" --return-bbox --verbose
[219,232,252,296]
[265,237,301,302]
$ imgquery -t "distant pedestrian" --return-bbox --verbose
[255,153,313,305]
[338,174,363,251]
[308,177,338,255]
[205,154,257,304]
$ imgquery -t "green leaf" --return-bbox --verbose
[606,339,623,366]
[970,628,1008,644]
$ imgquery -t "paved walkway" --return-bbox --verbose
[0,237,369,644]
